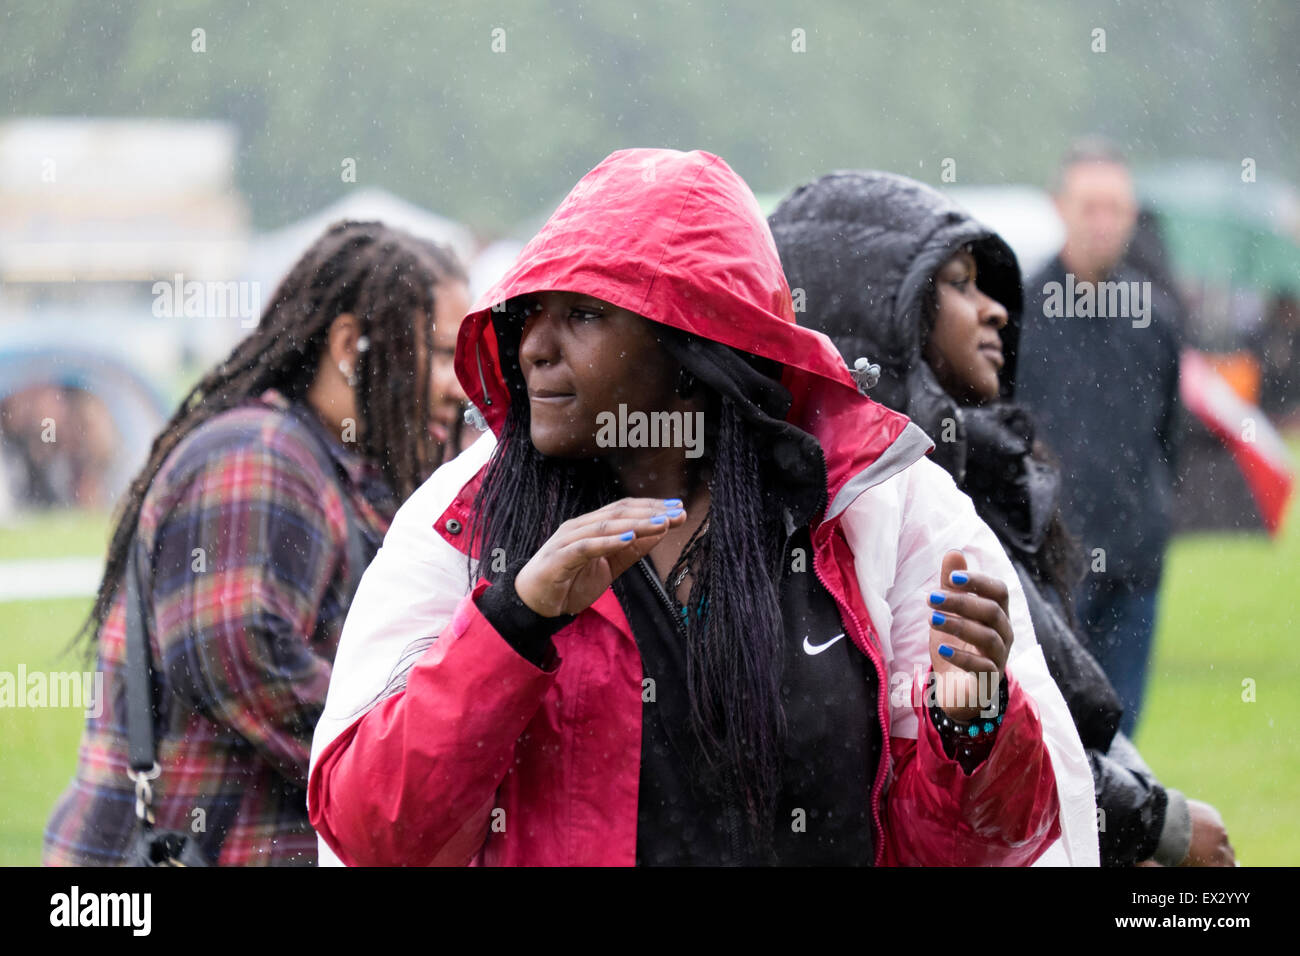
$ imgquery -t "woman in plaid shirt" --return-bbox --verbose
[44,221,470,866]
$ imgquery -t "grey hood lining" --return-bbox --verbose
[824,420,935,523]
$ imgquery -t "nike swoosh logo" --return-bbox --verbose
[803,633,846,655]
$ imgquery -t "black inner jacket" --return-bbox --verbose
[616,522,878,866]
[478,522,881,866]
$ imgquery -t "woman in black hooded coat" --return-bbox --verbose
[770,170,1234,867]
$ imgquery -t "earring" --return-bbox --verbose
[675,366,697,399]
[339,360,357,388]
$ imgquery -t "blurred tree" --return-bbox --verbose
[3,0,1296,234]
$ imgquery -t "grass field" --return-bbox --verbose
[2,475,1297,866]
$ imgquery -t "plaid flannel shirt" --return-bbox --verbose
[43,390,396,866]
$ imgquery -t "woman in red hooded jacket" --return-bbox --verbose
[307,149,1097,866]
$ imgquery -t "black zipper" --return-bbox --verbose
[724,804,742,866]
[635,557,745,866]
[637,557,688,640]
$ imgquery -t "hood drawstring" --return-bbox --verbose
[474,340,493,409]
[462,339,494,431]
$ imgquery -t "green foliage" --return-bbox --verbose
[5,1,1296,233]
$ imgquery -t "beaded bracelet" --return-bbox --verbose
[928,675,1009,740]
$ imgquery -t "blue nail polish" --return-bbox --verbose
[938,643,954,658]
[931,611,946,627]
[651,514,667,524]
[929,592,945,604]
[666,508,684,517]
[619,530,635,541]
[950,571,969,585]
[663,498,683,506]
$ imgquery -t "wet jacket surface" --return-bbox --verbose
[307,150,1097,866]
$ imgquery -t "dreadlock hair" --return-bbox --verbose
[75,220,467,658]
[463,306,790,852]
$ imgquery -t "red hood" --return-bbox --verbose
[455,148,928,521]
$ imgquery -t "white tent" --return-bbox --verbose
[0,117,249,283]
[245,187,478,304]
[943,184,1065,280]
[468,238,526,303]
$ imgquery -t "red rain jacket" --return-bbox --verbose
[308,149,1066,866]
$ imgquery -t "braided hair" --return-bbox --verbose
[76,220,467,655]
[466,310,789,850]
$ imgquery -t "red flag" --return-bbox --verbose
[1180,349,1295,536]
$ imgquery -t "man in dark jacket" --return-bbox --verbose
[1016,139,1183,738]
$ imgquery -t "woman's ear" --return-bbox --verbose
[326,313,361,374]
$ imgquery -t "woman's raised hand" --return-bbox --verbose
[513,498,688,617]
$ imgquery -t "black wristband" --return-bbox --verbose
[475,560,574,668]
[928,675,1008,772]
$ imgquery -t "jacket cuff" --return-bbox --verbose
[1152,787,1192,866]
[928,674,1007,774]
[473,562,573,669]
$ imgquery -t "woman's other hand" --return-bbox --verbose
[927,550,1014,722]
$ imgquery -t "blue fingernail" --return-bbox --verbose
[929,592,945,604]
[931,611,946,626]
[619,530,635,541]
[651,514,667,524]
[666,508,684,517]
[951,571,969,585]
[938,643,954,658]
[664,498,683,506]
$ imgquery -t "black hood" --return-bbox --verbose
[769,171,1023,483]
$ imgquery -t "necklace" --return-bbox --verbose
[665,511,711,609]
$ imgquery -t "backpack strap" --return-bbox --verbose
[122,406,374,826]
